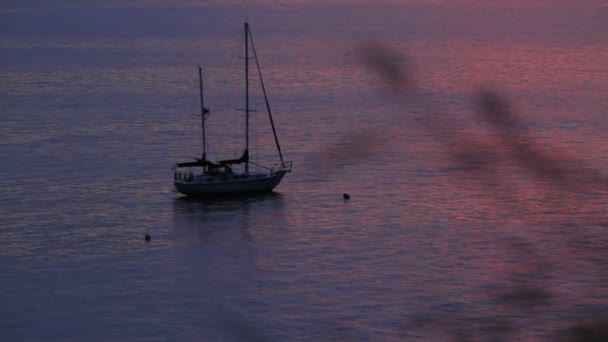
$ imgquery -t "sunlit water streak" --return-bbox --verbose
[1,1,607,340]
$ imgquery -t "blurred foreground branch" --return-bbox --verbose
[355,41,608,341]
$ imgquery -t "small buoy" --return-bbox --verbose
[343,193,350,200]
[145,234,151,242]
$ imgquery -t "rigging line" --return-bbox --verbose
[247,25,286,169]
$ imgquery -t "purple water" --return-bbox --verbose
[1,1,607,340]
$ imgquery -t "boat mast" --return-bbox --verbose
[198,66,209,163]
[245,22,250,173]
[248,25,286,169]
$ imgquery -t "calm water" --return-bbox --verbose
[2,1,607,340]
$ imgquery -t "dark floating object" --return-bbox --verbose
[343,193,350,200]
[144,234,151,242]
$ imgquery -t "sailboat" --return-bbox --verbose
[173,22,292,196]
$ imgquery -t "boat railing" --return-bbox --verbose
[280,161,293,173]
[174,171,195,182]
[251,161,293,174]
[174,160,292,180]
[249,161,291,173]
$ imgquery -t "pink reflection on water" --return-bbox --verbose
[343,38,608,338]
[408,42,608,97]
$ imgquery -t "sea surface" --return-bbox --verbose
[1,1,607,340]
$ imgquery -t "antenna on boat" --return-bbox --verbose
[198,65,209,163]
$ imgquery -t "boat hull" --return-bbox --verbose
[174,171,286,196]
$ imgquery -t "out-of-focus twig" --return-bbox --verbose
[356,41,608,340]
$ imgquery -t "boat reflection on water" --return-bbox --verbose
[172,192,286,244]
[169,192,288,339]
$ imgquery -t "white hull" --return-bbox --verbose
[174,171,286,196]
